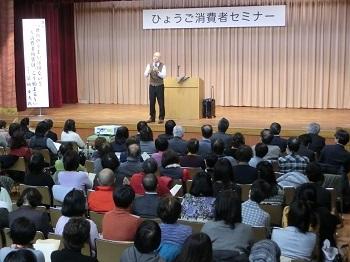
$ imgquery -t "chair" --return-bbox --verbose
[0,147,9,156]
[3,228,44,246]
[4,157,26,172]
[283,186,295,205]
[177,219,204,234]
[95,238,133,262]
[19,184,52,206]
[50,207,62,228]
[252,226,268,241]
[89,211,104,233]
[326,187,338,215]
[85,160,95,173]
[48,232,91,256]
[31,149,51,164]
[238,184,251,202]
[260,204,283,227]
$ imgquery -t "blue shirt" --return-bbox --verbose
[242,199,270,228]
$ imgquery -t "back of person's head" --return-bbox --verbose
[335,129,350,145]
[260,129,274,144]
[187,138,199,154]
[161,149,179,168]
[214,190,241,227]
[99,142,112,156]
[9,217,36,245]
[231,132,245,148]
[94,137,107,153]
[307,122,320,135]
[28,152,46,174]
[164,120,176,135]
[173,125,184,138]
[157,196,181,224]
[63,217,90,251]
[137,121,148,132]
[213,158,233,184]
[255,143,268,158]
[293,183,317,207]
[175,233,212,262]
[249,239,281,262]
[142,158,158,174]
[0,120,6,129]
[63,119,76,133]
[63,150,80,171]
[298,133,312,147]
[235,145,253,162]
[35,121,49,136]
[127,143,141,158]
[155,137,168,152]
[115,126,129,143]
[62,189,86,217]
[288,200,312,233]
[270,122,281,135]
[134,220,161,254]
[190,172,213,197]
[217,118,229,133]
[17,187,42,208]
[256,161,276,185]
[204,153,218,169]
[4,249,37,262]
[113,185,135,209]
[9,130,27,150]
[20,117,30,128]
[97,168,116,187]
[58,142,74,157]
[9,123,21,137]
[44,119,53,130]
[101,152,120,171]
[287,137,300,153]
[305,162,323,183]
[142,173,158,192]
[140,126,154,142]
[211,139,225,155]
[250,179,271,203]
[201,124,213,139]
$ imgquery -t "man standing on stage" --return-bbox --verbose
[144,52,166,124]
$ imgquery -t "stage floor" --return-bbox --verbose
[13,104,349,139]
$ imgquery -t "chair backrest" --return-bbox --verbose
[238,184,252,202]
[252,226,268,241]
[48,232,91,256]
[89,211,104,233]
[326,187,337,215]
[32,149,51,164]
[85,160,95,173]
[260,204,283,227]
[0,147,10,156]
[283,186,295,205]
[3,228,44,246]
[323,173,343,198]
[177,219,204,234]
[5,157,26,172]
[95,238,133,262]
[50,207,62,228]
[19,184,52,206]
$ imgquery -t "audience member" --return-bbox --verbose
[242,179,270,228]
[93,142,114,175]
[233,145,257,184]
[99,151,120,177]
[51,217,97,262]
[112,126,129,152]
[160,149,189,180]
[55,143,86,173]
[44,119,58,142]
[121,220,163,262]
[181,172,215,221]
[0,120,9,147]
[135,121,148,143]
[276,170,309,188]
[140,125,156,155]
[102,185,142,241]
[88,168,115,212]
[4,249,37,262]
[152,137,169,166]
[307,122,325,156]
[278,137,309,174]
[180,139,205,169]
[249,239,281,262]
[118,143,143,180]
[270,122,287,153]
[28,121,57,155]
[210,118,232,149]
[55,190,99,250]
[132,173,160,218]
[0,217,44,261]
[158,120,176,141]
[203,153,217,178]
[256,129,281,160]
[168,125,187,155]
[24,153,54,190]
[198,124,213,157]
[249,142,268,168]
[211,138,237,167]
[20,117,34,139]
[297,134,315,162]
[90,136,107,161]
[8,126,31,161]
[175,233,212,262]
[61,119,85,148]
[157,197,192,262]
[224,132,245,158]
[9,188,52,237]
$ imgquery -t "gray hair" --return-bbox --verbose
[97,168,115,186]
[173,125,184,138]
[307,122,320,135]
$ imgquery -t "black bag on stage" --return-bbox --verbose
[202,86,216,118]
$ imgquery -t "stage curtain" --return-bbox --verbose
[14,0,78,111]
[74,0,350,109]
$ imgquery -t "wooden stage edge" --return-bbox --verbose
[3,104,347,141]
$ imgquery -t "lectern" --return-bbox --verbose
[164,77,204,120]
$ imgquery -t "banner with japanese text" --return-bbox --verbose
[22,19,49,108]
[143,5,285,29]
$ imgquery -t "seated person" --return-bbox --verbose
[210,118,232,149]
[180,139,205,169]
[158,120,176,141]
[88,168,115,213]
[0,120,10,147]
[130,158,171,197]
[8,127,31,161]
[90,137,107,161]
[44,119,58,142]
[94,146,120,179]
[175,233,212,262]
[201,190,253,254]
[51,217,97,262]
[9,188,52,237]
[19,117,34,140]
[112,126,129,152]
[211,138,236,167]
[298,134,316,162]
[203,153,218,179]
[4,249,37,262]
[117,143,143,181]
[168,125,187,156]
[54,143,86,174]
[159,149,190,180]
[224,132,245,158]
[139,126,156,155]
[232,145,257,184]
[277,171,309,188]
[198,124,213,158]
[242,179,270,228]
[307,122,325,157]
[181,172,215,221]
[270,122,288,153]
[157,196,192,262]
[121,220,163,262]
[249,239,281,262]
[0,184,12,212]
[249,142,268,168]
[93,142,115,175]
[55,190,99,251]
[253,129,281,160]
[132,173,160,218]
[28,121,58,156]
[102,185,142,241]
[24,153,54,190]
[151,137,169,167]
[0,217,44,261]
[60,119,85,149]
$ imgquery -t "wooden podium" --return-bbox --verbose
[164,77,204,120]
